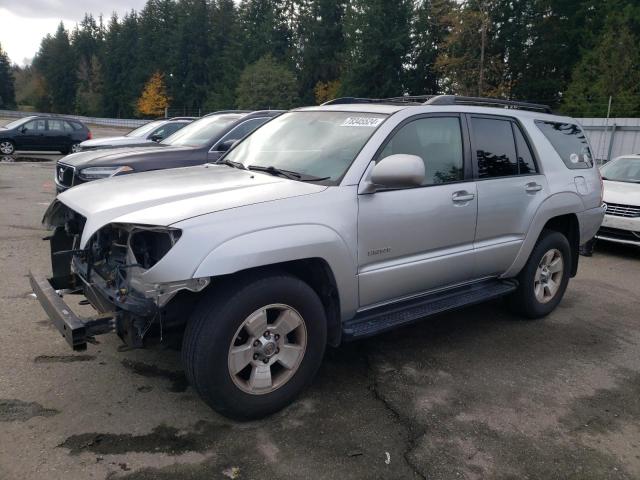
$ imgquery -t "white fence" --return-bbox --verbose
[579,118,640,163]
[0,110,150,129]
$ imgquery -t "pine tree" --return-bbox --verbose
[206,0,244,110]
[75,56,104,116]
[340,0,413,98]
[137,71,170,117]
[0,42,16,108]
[296,0,345,104]
[238,0,294,65]
[236,55,299,109]
[406,0,455,95]
[563,7,640,117]
[33,23,77,112]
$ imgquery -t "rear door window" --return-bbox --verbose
[48,120,64,131]
[471,117,518,178]
[535,120,593,169]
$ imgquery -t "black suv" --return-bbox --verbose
[55,110,283,192]
[0,116,91,155]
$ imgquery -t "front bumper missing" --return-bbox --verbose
[29,272,115,351]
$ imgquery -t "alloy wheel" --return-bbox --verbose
[0,141,14,155]
[228,304,307,395]
[534,248,564,304]
[70,143,81,153]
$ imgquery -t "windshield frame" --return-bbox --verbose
[161,114,245,148]
[601,156,640,184]
[126,120,167,138]
[4,117,32,129]
[221,110,389,186]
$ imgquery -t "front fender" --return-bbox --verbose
[193,224,359,318]
[502,192,585,278]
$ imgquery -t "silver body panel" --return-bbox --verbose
[53,104,605,322]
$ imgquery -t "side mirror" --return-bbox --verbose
[150,134,163,142]
[217,139,237,152]
[364,154,425,192]
[20,126,28,134]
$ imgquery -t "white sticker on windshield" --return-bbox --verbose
[340,117,384,128]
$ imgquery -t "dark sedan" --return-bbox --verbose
[78,117,194,151]
[0,115,91,155]
[55,110,282,192]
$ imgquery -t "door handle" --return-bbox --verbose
[452,191,475,203]
[525,182,543,193]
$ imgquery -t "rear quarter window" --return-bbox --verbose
[535,120,593,169]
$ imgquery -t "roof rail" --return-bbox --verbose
[425,95,552,113]
[168,116,197,121]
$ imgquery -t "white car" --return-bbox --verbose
[597,155,640,246]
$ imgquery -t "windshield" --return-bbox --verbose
[225,111,388,182]
[601,157,640,183]
[4,118,31,129]
[126,120,166,138]
[162,114,243,147]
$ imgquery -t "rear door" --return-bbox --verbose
[468,115,548,277]
[45,119,68,150]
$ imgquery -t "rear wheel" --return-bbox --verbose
[508,230,571,319]
[0,140,15,155]
[182,273,327,420]
[64,142,81,154]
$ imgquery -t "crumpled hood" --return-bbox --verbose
[603,180,640,206]
[55,164,326,245]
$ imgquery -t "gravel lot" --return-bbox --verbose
[1,118,639,480]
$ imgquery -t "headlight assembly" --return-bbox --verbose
[129,227,182,269]
[78,165,133,180]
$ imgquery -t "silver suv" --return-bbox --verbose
[31,95,604,419]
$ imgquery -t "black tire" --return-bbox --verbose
[0,140,15,155]
[508,230,571,319]
[182,272,327,420]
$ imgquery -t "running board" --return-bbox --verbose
[342,279,518,340]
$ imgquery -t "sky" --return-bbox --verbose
[0,0,148,66]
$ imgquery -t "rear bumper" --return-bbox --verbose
[28,272,114,351]
[577,205,606,244]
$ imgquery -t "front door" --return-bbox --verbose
[357,114,478,308]
[17,119,47,150]
[467,115,548,277]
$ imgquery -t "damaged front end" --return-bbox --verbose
[30,200,209,350]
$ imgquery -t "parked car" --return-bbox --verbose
[78,117,195,151]
[0,115,91,155]
[595,154,640,246]
[54,110,282,192]
[31,95,604,420]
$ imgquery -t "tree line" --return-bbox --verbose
[2,0,640,118]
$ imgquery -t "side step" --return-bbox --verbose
[343,279,518,340]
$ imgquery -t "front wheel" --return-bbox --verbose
[182,273,327,420]
[0,140,15,155]
[508,230,571,319]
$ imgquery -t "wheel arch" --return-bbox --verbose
[503,192,584,278]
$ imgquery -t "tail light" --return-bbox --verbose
[87,130,93,140]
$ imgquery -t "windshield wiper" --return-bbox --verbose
[217,158,247,170]
[247,165,330,182]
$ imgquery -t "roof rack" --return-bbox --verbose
[425,95,552,113]
[322,95,552,113]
